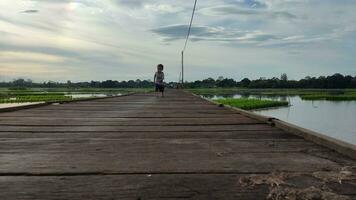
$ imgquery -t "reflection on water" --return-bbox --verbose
[203,94,356,145]
[0,93,121,109]
[66,93,121,99]
[0,102,43,109]
[208,94,291,102]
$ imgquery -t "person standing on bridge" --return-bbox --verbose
[154,64,165,97]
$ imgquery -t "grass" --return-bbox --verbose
[1,87,355,104]
[214,98,289,110]
[0,95,72,103]
[189,88,356,95]
[188,88,356,101]
[40,88,154,93]
[1,88,153,94]
[3,92,67,96]
[0,88,154,104]
[189,88,326,96]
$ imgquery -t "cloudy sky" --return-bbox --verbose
[0,0,355,82]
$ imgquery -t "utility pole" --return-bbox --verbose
[181,51,184,85]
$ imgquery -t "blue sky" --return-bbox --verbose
[0,0,355,82]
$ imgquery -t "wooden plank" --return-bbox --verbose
[33,105,222,109]
[0,174,355,200]
[0,175,269,200]
[0,112,243,118]
[35,104,222,107]
[0,124,276,132]
[0,117,262,126]
[31,107,227,111]
[71,101,216,105]
[0,116,254,120]
[0,138,327,153]
[0,152,340,174]
[0,130,301,140]
[2,109,234,114]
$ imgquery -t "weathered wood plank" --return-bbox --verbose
[0,174,355,200]
[4,107,232,115]
[0,117,262,126]
[0,130,301,139]
[33,105,223,109]
[71,101,215,105]
[0,152,340,174]
[0,138,327,153]
[0,116,255,121]
[0,175,268,200]
[0,113,243,118]
[0,124,276,132]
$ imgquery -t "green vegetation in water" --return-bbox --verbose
[40,88,154,93]
[189,88,356,96]
[215,98,289,110]
[1,87,153,94]
[3,92,67,96]
[0,95,72,103]
[188,88,356,101]
[0,88,154,104]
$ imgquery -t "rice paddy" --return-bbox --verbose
[0,88,153,104]
[214,98,289,110]
[189,88,356,101]
[0,95,72,103]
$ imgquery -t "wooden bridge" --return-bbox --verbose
[0,90,355,199]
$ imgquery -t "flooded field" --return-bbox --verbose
[205,94,356,145]
[0,93,121,108]
[0,102,43,109]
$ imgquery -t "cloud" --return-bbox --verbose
[21,10,39,14]
[0,64,69,77]
[0,43,123,68]
[0,51,65,63]
[113,0,146,8]
[0,30,19,37]
[0,14,60,33]
[225,0,268,9]
[0,0,355,81]
[200,5,297,19]
[144,4,183,13]
[152,24,278,43]
[152,24,346,48]
[260,31,346,47]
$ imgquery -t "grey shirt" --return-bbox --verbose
[154,72,164,84]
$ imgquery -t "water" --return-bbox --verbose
[66,93,121,99]
[0,93,121,109]
[0,103,43,109]
[204,94,356,145]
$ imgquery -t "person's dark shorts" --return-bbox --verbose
[155,83,165,92]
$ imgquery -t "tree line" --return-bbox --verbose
[0,79,154,88]
[1,73,356,89]
[185,73,356,89]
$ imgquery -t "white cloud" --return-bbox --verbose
[144,4,183,13]
[0,0,355,81]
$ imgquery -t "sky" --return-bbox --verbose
[0,0,355,82]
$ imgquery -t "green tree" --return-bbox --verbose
[281,73,288,82]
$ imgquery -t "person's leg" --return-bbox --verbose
[155,84,159,97]
[161,85,165,97]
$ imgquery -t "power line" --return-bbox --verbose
[181,0,198,85]
[182,0,198,52]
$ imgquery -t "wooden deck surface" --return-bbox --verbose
[0,90,355,200]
